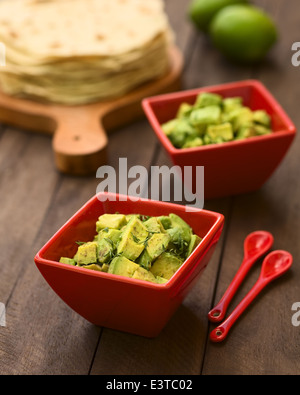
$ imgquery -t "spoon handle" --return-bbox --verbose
[210,277,268,342]
[208,255,258,323]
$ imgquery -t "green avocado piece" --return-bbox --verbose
[169,214,192,243]
[76,241,98,266]
[143,217,165,234]
[253,110,271,127]
[97,238,114,264]
[187,234,202,257]
[98,228,122,245]
[227,107,253,131]
[125,214,140,223]
[101,263,109,272]
[81,263,102,272]
[176,102,193,119]
[206,122,234,142]
[59,257,76,266]
[150,252,183,280]
[145,232,171,261]
[167,227,190,258]
[108,256,139,278]
[195,92,223,108]
[155,276,168,284]
[158,216,172,230]
[117,216,148,261]
[96,213,127,231]
[254,124,272,136]
[190,105,221,127]
[236,124,257,140]
[132,266,157,283]
[222,97,243,113]
[182,137,204,148]
[161,119,178,136]
[168,119,199,148]
[137,249,152,270]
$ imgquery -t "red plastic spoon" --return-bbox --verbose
[210,250,293,343]
[208,231,274,323]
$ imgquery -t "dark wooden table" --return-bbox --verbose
[0,0,299,375]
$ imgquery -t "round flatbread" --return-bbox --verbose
[0,0,174,104]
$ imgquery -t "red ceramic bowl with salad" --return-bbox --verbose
[34,192,224,338]
[142,80,296,199]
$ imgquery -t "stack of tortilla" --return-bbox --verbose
[0,0,174,105]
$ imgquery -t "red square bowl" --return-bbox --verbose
[142,80,296,199]
[34,192,224,338]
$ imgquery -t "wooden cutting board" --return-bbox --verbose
[0,46,183,176]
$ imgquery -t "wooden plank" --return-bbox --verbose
[0,130,65,374]
[203,0,300,374]
[0,130,58,304]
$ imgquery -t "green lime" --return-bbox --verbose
[210,4,278,63]
[188,0,249,32]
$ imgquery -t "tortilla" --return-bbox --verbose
[0,0,174,104]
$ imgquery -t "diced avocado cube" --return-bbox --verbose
[76,241,98,266]
[176,102,193,119]
[206,122,234,142]
[190,106,221,127]
[161,119,178,136]
[97,238,114,264]
[158,216,172,230]
[168,128,187,148]
[81,264,102,272]
[169,214,192,243]
[182,137,203,148]
[254,124,272,136]
[125,214,139,222]
[155,276,168,284]
[143,217,165,234]
[187,234,202,257]
[253,110,271,127]
[222,97,243,113]
[203,134,212,145]
[236,124,257,140]
[128,216,148,241]
[59,257,76,266]
[167,227,190,258]
[117,217,148,261]
[145,233,171,261]
[108,256,139,278]
[195,92,223,108]
[150,252,183,280]
[132,266,157,283]
[101,263,109,272]
[229,107,253,131]
[117,235,145,261]
[98,228,122,245]
[137,249,152,270]
[168,119,199,148]
[96,214,127,231]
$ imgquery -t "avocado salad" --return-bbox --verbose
[59,213,202,284]
[161,92,272,149]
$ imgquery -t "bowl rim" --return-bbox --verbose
[142,79,297,156]
[34,192,224,291]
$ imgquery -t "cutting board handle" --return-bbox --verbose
[53,106,108,175]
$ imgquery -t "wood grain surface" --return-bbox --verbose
[0,0,299,375]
